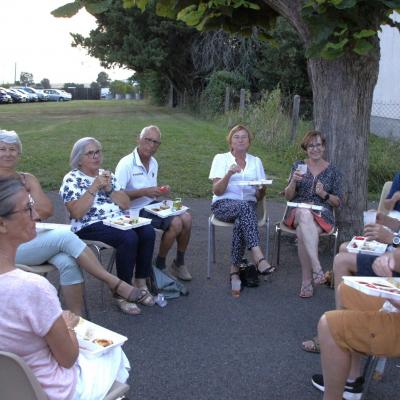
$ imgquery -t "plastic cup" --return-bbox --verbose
[173,197,182,210]
[363,210,376,226]
[297,164,307,175]
[231,279,241,298]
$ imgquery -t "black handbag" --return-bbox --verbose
[239,259,259,288]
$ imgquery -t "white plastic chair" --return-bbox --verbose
[0,351,130,400]
[207,197,270,278]
[272,205,339,268]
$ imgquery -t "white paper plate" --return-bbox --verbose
[346,236,387,256]
[75,317,128,359]
[232,179,273,186]
[103,216,152,230]
[287,202,323,211]
[144,201,189,219]
[343,276,400,301]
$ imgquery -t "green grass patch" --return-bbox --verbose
[0,100,397,201]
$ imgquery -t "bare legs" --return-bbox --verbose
[294,209,323,295]
[158,213,192,258]
[333,252,358,308]
[318,314,363,400]
[61,284,84,315]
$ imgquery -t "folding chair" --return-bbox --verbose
[207,196,270,278]
[16,263,91,320]
[0,351,130,400]
[272,205,339,268]
[377,181,392,214]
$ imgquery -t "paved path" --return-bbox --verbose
[46,194,398,400]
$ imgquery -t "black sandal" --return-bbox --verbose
[256,258,276,275]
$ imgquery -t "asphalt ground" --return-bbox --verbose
[46,193,399,400]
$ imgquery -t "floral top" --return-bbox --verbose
[60,169,124,232]
[287,160,344,226]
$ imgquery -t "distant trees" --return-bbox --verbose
[40,78,51,89]
[96,71,111,88]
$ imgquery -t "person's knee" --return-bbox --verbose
[295,209,313,225]
[140,225,156,242]
[339,241,349,253]
[334,252,356,277]
[182,213,192,229]
[169,218,183,235]
[50,253,84,285]
[317,314,331,346]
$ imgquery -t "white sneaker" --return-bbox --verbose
[168,260,192,281]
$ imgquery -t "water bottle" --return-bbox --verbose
[155,294,167,307]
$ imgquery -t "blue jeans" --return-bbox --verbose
[16,230,86,285]
[77,222,155,283]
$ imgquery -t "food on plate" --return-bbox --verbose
[93,338,114,347]
[152,208,161,212]
[160,200,170,210]
[113,220,125,225]
[128,217,139,225]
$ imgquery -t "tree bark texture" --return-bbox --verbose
[265,0,380,239]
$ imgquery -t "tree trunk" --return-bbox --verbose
[308,48,379,240]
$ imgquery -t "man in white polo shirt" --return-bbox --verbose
[115,125,193,281]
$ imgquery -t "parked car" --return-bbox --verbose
[34,89,50,102]
[43,89,72,101]
[14,87,38,102]
[5,88,26,103]
[12,89,30,102]
[0,88,12,104]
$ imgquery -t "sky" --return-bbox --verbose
[0,0,131,86]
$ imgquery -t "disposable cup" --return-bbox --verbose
[363,210,376,226]
[231,279,241,298]
[297,163,307,175]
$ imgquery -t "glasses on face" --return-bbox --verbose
[1,194,35,220]
[0,146,19,155]
[232,135,249,141]
[307,143,323,150]
[84,149,102,158]
[144,137,161,146]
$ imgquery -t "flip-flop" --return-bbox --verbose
[299,282,313,298]
[136,288,156,306]
[301,336,320,353]
[115,297,142,315]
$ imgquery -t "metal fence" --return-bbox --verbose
[371,102,400,139]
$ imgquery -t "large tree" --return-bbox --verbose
[53,0,400,237]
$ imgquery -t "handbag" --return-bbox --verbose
[239,258,259,288]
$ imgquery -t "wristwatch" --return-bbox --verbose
[323,193,330,201]
[393,233,400,248]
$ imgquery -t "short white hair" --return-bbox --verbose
[139,125,161,139]
[0,129,22,153]
[69,137,102,169]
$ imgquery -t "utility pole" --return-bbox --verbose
[14,62,17,84]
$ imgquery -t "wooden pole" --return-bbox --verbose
[239,88,245,116]
[224,86,230,113]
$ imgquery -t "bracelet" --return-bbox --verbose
[87,189,95,197]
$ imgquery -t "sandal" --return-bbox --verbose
[115,297,142,315]
[301,336,320,353]
[230,271,241,298]
[111,279,143,302]
[313,270,326,285]
[136,288,156,306]
[256,257,276,275]
[299,282,313,298]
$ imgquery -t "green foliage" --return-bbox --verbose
[109,80,133,95]
[134,71,169,105]
[96,71,111,88]
[40,78,51,89]
[200,70,249,116]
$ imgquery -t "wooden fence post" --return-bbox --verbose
[290,95,301,143]
[239,88,245,116]
[224,86,230,113]
[168,83,174,108]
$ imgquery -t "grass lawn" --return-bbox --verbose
[0,100,291,198]
[1,100,397,200]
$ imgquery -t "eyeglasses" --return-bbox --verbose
[1,195,35,219]
[232,135,249,141]
[144,137,161,146]
[84,149,102,158]
[0,146,19,154]
[307,143,323,150]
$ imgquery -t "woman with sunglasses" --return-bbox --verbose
[284,131,343,298]
[0,177,130,400]
[0,129,148,316]
[60,137,156,315]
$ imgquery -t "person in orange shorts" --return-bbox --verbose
[311,249,400,400]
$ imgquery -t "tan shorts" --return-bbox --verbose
[325,284,400,357]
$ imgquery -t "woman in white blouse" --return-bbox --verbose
[209,125,274,295]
